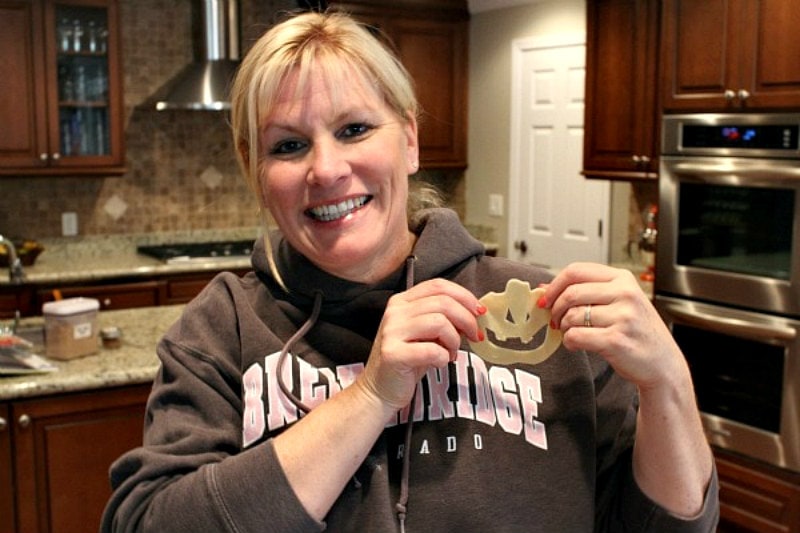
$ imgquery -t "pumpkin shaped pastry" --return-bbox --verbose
[469,278,562,365]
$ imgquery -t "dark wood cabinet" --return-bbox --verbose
[0,288,33,320]
[0,1,48,172]
[3,385,150,533]
[661,0,800,111]
[0,0,125,176]
[37,279,166,310]
[0,405,14,533]
[1,268,250,318]
[330,0,469,169]
[583,0,660,180]
[164,272,225,305]
[715,448,800,533]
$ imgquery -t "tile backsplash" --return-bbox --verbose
[0,0,297,240]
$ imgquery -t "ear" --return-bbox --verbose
[404,112,420,174]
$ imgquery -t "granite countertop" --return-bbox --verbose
[0,304,184,400]
[0,228,259,285]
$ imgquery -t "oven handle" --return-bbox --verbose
[666,159,800,179]
[664,302,797,342]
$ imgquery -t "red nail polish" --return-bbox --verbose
[477,329,485,342]
[536,296,547,308]
[549,319,557,330]
[476,303,487,315]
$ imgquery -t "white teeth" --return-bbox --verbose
[308,196,369,221]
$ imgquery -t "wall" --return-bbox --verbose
[464,0,651,261]
[0,0,297,240]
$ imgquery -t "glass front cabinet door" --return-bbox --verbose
[49,0,124,174]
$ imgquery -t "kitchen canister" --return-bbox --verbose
[43,297,100,359]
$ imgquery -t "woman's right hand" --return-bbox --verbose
[356,278,485,412]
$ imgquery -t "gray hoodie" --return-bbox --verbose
[101,208,719,533]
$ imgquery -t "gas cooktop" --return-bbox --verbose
[137,239,255,263]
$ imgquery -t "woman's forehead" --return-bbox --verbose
[263,60,386,124]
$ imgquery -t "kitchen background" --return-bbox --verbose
[0,0,649,264]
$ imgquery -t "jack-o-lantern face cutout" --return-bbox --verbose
[469,279,562,365]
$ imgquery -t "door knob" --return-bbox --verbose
[514,240,528,254]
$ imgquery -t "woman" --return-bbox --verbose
[102,11,718,533]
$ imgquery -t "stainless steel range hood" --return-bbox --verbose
[152,0,240,111]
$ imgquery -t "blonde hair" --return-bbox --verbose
[229,11,441,286]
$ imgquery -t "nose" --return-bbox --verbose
[307,138,350,186]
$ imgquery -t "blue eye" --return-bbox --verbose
[339,123,372,139]
[270,139,307,155]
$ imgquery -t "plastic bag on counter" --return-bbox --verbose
[0,334,57,375]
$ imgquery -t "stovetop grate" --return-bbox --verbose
[137,239,255,261]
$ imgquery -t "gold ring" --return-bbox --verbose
[583,304,592,327]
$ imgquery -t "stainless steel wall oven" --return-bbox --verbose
[656,113,800,472]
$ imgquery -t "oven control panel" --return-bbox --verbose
[663,113,800,158]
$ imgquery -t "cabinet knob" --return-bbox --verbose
[632,155,641,163]
[18,414,31,428]
[39,153,48,161]
[103,298,112,307]
[640,155,651,163]
[737,89,750,101]
[514,240,528,254]
[724,89,736,100]
[52,152,61,160]
[0,417,7,431]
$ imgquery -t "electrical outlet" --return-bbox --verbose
[62,212,78,236]
[488,194,504,217]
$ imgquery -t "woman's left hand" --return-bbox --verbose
[539,262,685,392]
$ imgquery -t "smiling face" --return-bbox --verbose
[257,65,419,283]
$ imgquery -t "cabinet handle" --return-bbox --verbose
[737,89,750,101]
[0,417,7,431]
[18,414,31,428]
[724,89,736,100]
[514,240,528,254]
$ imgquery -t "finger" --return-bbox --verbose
[403,278,485,317]
[556,304,598,335]
[379,313,461,368]
[542,262,616,304]
[393,280,484,342]
[545,266,637,327]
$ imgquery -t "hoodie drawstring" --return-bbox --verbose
[277,290,323,415]
[275,257,418,533]
[395,255,417,533]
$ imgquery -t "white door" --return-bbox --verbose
[508,36,609,271]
